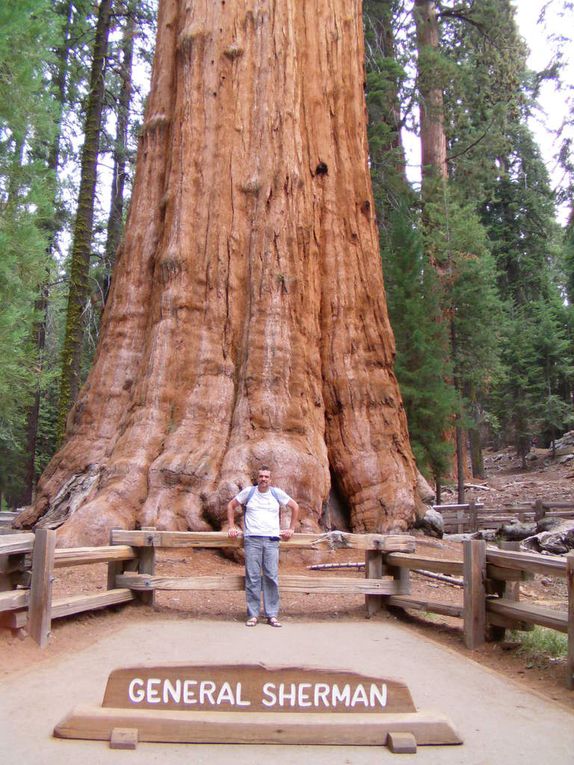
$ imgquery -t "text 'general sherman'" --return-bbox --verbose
[128,677,388,710]
[103,665,416,715]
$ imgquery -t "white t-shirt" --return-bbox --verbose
[234,486,292,537]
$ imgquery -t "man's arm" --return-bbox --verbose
[227,498,242,537]
[280,498,299,540]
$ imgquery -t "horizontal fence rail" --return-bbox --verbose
[0,530,136,644]
[109,530,416,552]
[435,500,574,533]
[0,529,572,688]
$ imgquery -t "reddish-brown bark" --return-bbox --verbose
[18,0,420,546]
[414,0,448,184]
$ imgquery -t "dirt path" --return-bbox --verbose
[1,617,572,765]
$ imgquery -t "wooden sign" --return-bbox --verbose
[54,663,462,752]
[102,664,415,714]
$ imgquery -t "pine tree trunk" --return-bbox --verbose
[469,425,484,479]
[18,0,419,546]
[103,0,137,298]
[414,0,471,485]
[57,0,112,440]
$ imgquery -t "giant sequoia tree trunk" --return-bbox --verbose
[17,0,420,546]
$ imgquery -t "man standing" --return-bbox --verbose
[227,466,299,627]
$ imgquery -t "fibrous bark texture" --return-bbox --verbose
[414,0,447,184]
[19,0,419,546]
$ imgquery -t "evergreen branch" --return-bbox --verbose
[437,6,502,55]
[446,118,497,163]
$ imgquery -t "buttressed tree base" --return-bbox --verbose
[18,0,421,546]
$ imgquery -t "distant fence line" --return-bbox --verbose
[0,528,572,689]
[434,500,574,534]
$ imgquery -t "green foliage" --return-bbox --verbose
[423,184,504,390]
[0,0,61,497]
[495,296,574,456]
[381,202,456,479]
[510,626,568,662]
[440,0,528,201]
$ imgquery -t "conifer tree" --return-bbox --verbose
[364,1,455,489]
[0,0,61,503]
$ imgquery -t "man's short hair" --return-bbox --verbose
[258,465,271,473]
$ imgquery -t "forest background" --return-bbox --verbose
[1,0,573,510]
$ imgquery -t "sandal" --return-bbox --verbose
[245,617,258,627]
[267,617,282,628]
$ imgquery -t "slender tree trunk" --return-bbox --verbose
[103,0,137,301]
[450,319,465,503]
[465,382,485,479]
[18,0,419,546]
[414,0,447,188]
[414,0,470,485]
[57,0,112,440]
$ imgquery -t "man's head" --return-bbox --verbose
[257,466,271,491]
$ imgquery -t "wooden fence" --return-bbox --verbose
[0,531,136,647]
[0,511,19,528]
[0,530,414,645]
[383,540,573,689]
[0,530,572,689]
[435,500,574,533]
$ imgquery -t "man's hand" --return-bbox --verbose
[280,528,295,540]
[228,525,241,538]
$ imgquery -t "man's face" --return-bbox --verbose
[257,470,271,490]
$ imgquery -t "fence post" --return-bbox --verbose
[457,509,464,534]
[567,551,573,690]
[107,530,131,590]
[28,529,57,648]
[463,539,486,649]
[488,540,522,642]
[137,527,156,607]
[365,550,383,617]
[534,499,545,522]
[468,501,478,533]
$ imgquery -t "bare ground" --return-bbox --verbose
[1,446,572,711]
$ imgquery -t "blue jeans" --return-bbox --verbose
[244,536,280,618]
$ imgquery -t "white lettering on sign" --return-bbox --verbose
[128,678,253,707]
[127,677,387,710]
[199,680,216,705]
[332,683,351,706]
[183,680,197,704]
[163,679,181,704]
[261,682,387,709]
[128,678,145,703]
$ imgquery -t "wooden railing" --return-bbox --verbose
[435,500,574,533]
[0,530,415,644]
[0,531,136,646]
[383,539,573,689]
[110,529,415,608]
[0,511,19,528]
[1,530,572,688]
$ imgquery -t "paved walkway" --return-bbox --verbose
[1,618,572,764]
